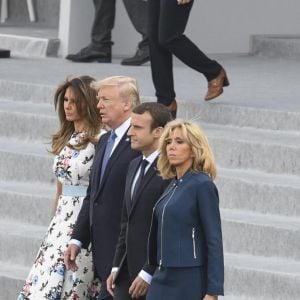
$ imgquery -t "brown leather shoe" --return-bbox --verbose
[166,100,177,119]
[204,68,230,101]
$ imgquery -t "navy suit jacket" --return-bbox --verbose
[72,130,140,280]
[147,171,224,295]
[113,156,170,282]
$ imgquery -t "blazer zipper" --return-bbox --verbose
[147,181,176,266]
[159,185,177,270]
[192,227,197,259]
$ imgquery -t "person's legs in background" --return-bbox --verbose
[66,0,116,63]
[148,0,229,108]
[121,0,150,66]
[158,0,228,101]
[91,0,116,52]
[158,0,222,81]
[148,0,177,117]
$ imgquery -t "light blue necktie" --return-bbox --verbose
[100,131,117,183]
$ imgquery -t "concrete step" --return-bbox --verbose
[0,79,54,103]
[179,101,300,132]
[217,167,300,217]
[0,100,57,140]
[0,219,46,267]
[0,137,54,184]
[251,35,300,58]
[1,120,299,185]
[1,79,300,132]
[222,209,300,261]
[225,253,300,299]
[201,122,300,176]
[0,262,28,300]
[1,253,298,300]
[0,180,54,226]
[0,26,59,57]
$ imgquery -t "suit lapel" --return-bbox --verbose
[129,159,158,215]
[92,133,109,192]
[125,158,142,215]
[97,131,131,195]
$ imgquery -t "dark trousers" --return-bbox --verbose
[91,0,148,51]
[148,0,222,106]
[114,261,146,300]
[97,281,113,300]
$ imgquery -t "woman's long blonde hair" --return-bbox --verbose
[157,120,217,180]
[51,76,103,155]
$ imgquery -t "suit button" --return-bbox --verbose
[94,202,99,207]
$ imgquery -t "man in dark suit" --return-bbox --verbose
[65,0,150,66]
[106,102,173,300]
[64,76,141,300]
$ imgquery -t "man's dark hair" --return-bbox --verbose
[133,102,173,130]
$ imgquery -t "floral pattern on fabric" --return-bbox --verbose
[18,132,102,300]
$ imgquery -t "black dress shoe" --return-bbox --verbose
[0,49,10,58]
[121,48,150,66]
[66,46,111,63]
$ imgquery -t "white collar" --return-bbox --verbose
[113,118,131,139]
[143,149,159,165]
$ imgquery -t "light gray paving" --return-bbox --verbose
[0,180,54,225]
[225,253,300,299]
[217,168,300,217]
[251,35,300,58]
[0,54,300,112]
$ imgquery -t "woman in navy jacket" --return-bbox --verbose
[146,120,224,300]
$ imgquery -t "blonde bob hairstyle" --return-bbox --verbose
[157,120,217,180]
[91,75,140,109]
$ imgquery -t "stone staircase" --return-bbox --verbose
[251,35,300,58]
[190,106,300,299]
[0,74,299,299]
[0,81,57,299]
[0,26,59,57]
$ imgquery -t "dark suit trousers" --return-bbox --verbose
[114,260,146,300]
[147,0,222,105]
[91,0,148,51]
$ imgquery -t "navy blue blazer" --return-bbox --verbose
[72,130,140,280]
[113,157,170,281]
[147,171,224,295]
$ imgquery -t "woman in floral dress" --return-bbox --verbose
[18,76,105,300]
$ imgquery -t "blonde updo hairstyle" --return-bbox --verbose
[157,120,217,180]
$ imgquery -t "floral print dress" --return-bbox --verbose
[18,132,104,300]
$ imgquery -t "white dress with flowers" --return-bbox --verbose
[18,132,104,300]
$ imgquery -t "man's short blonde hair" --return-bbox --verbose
[91,76,140,108]
[157,120,217,180]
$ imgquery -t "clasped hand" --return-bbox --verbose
[64,244,80,272]
[177,0,192,5]
[107,272,149,299]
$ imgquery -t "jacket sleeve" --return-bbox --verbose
[112,193,128,268]
[71,183,91,249]
[196,180,224,296]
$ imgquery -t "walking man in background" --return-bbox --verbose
[107,102,173,299]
